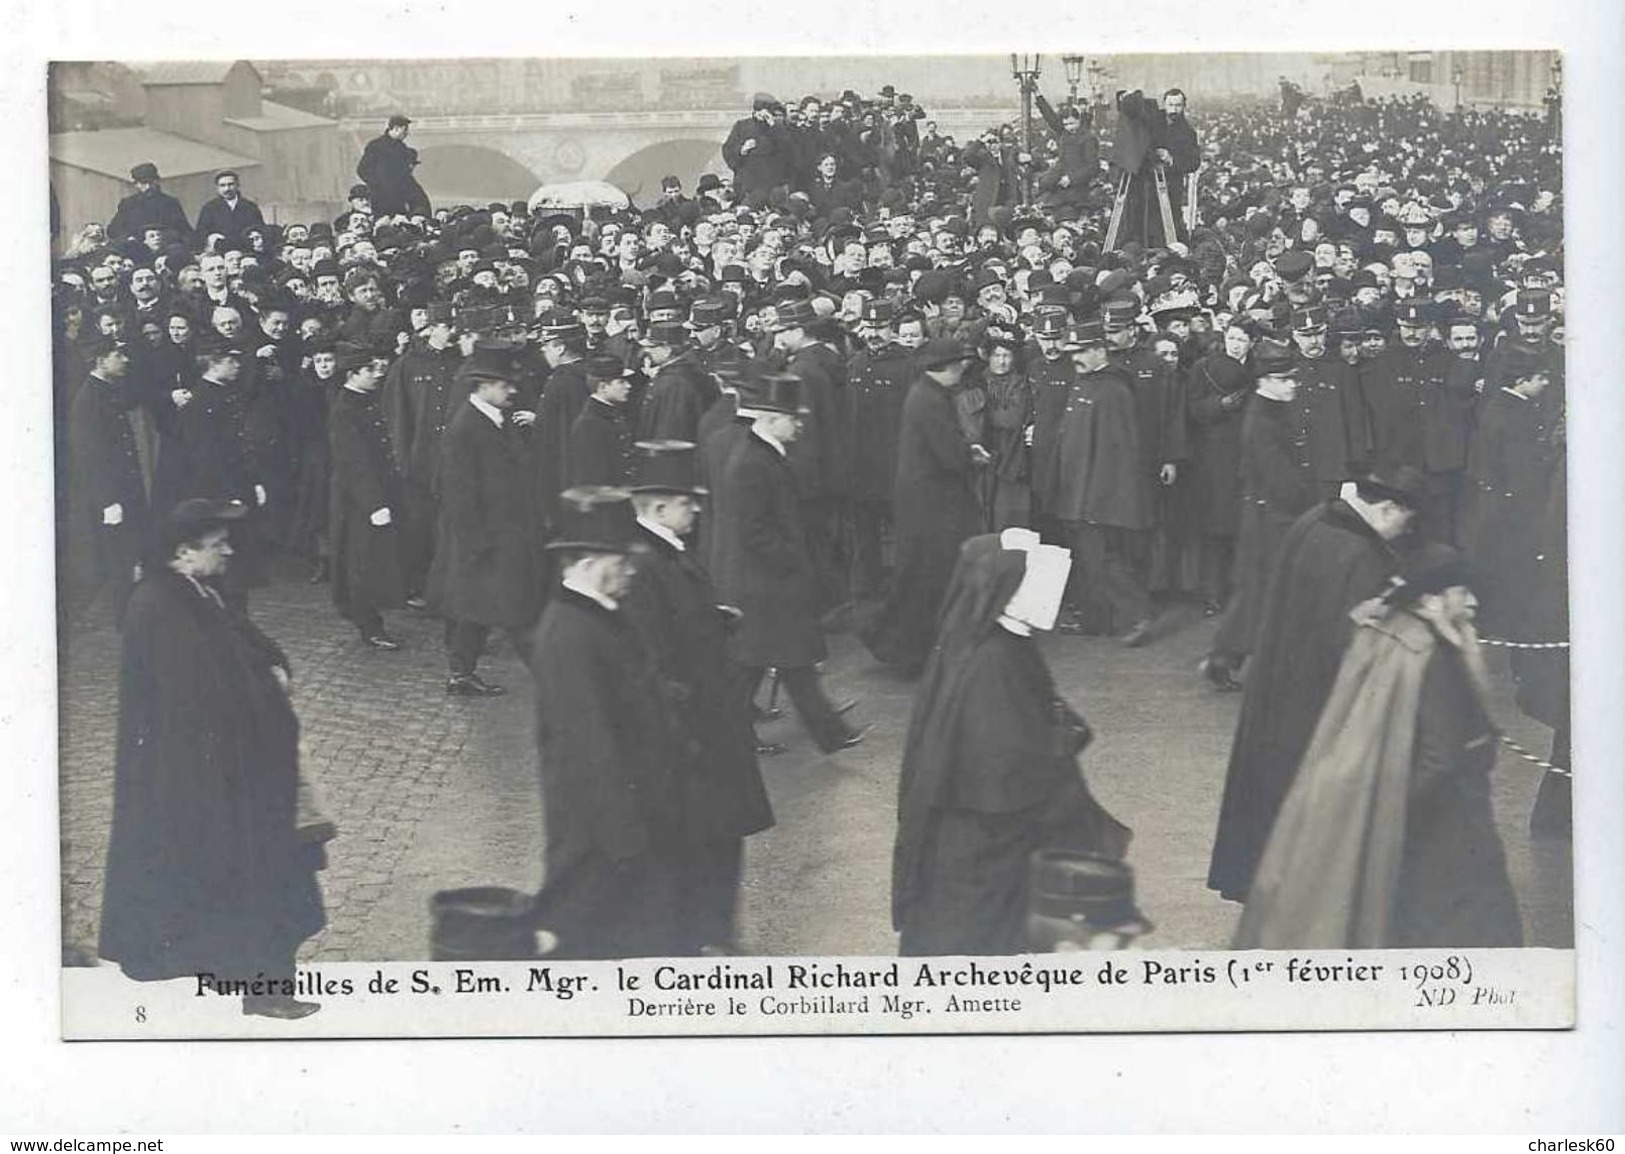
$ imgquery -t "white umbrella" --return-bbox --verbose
[526,180,632,214]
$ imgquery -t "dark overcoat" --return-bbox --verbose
[1053,367,1151,530]
[357,133,431,217]
[1185,353,1253,536]
[1364,343,1473,473]
[529,589,679,959]
[98,570,325,979]
[1206,498,1400,901]
[711,431,826,668]
[567,398,635,488]
[327,385,408,617]
[425,400,543,629]
[785,342,851,501]
[846,344,916,503]
[67,374,153,598]
[1293,353,1371,486]
[638,353,718,443]
[621,524,774,844]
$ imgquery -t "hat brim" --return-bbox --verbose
[737,404,812,417]
[628,484,710,497]
[544,539,650,555]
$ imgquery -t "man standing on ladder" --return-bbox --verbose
[1105,88,1201,252]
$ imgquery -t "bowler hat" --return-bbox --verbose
[388,113,412,128]
[546,486,643,554]
[1355,463,1426,508]
[130,162,160,183]
[1253,340,1298,376]
[737,372,809,416]
[585,354,632,381]
[165,497,248,547]
[629,439,708,497]
[916,336,975,370]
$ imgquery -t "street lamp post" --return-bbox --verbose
[1010,53,1042,205]
[1452,64,1464,111]
[1063,54,1085,107]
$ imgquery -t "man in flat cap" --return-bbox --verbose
[99,498,326,1019]
[426,341,544,697]
[108,162,192,245]
[357,114,431,219]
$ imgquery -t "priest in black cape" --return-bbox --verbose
[892,530,1131,957]
[98,499,326,1019]
[1206,468,1422,902]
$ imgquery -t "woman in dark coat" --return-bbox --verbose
[892,533,1131,956]
[860,344,987,675]
[1185,324,1255,611]
[99,501,325,1016]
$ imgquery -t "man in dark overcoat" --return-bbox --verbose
[774,299,851,609]
[622,441,774,954]
[107,162,191,244]
[426,342,544,696]
[860,337,988,674]
[327,342,408,649]
[711,374,865,754]
[533,316,591,530]
[845,298,915,600]
[722,93,792,200]
[567,354,636,488]
[66,339,153,621]
[99,498,325,1018]
[383,301,461,599]
[356,114,431,218]
[1290,304,1371,499]
[1206,468,1420,902]
[194,170,267,250]
[638,321,719,443]
[530,488,681,959]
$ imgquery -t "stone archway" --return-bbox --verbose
[413,144,543,207]
[602,138,725,207]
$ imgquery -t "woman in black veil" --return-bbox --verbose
[892,530,1132,956]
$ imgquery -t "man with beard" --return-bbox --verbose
[195,171,267,251]
[327,342,408,650]
[426,342,544,697]
[621,441,774,955]
[99,498,325,1019]
[357,114,431,219]
[1207,465,1421,903]
[638,320,717,442]
[108,162,191,244]
[383,300,461,602]
[861,338,990,674]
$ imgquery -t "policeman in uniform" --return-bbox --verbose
[1103,297,1186,584]
[1288,304,1370,499]
[639,320,719,443]
[844,297,914,600]
[383,300,461,602]
[567,354,637,488]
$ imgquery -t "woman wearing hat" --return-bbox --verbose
[893,531,1130,956]
[955,323,1034,532]
[1235,545,1522,949]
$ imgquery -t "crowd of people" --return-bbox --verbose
[55,77,1567,1014]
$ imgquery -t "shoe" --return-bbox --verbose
[755,740,788,757]
[446,674,506,697]
[1199,657,1244,693]
[752,704,783,723]
[405,596,429,611]
[242,995,321,1020]
[1121,619,1155,648]
[1202,600,1222,618]
[1054,609,1088,636]
[307,561,330,585]
[833,698,860,716]
[362,632,402,651]
[826,725,870,753]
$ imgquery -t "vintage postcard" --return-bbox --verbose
[50,48,1576,1042]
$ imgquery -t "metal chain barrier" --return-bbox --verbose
[1498,732,1571,777]
[1479,637,1570,650]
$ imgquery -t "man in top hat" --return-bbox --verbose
[530,486,680,959]
[620,441,774,955]
[99,498,326,1019]
[1203,342,1319,690]
[1364,299,1475,542]
[711,373,866,755]
[1054,320,1156,645]
[108,162,192,245]
[1289,303,1370,499]
[844,296,916,600]
[382,299,461,601]
[425,341,544,697]
[66,337,153,621]
[568,354,637,488]
[638,319,718,443]
[772,297,852,611]
[327,342,409,650]
[357,114,431,219]
[861,337,990,674]
[1207,464,1421,903]
[195,170,267,252]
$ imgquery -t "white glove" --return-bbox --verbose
[171,388,192,408]
[1159,463,1178,485]
[102,503,123,526]
[254,484,267,507]
[370,507,392,527]
[1024,425,1035,447]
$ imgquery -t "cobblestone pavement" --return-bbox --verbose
[59,567,1573,964]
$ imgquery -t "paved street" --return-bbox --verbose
[59,569,1574,963]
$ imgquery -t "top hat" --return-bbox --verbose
[456,340,518,387]
[545,486,644,554]
[629,439,708,496]
[737,372,809,416]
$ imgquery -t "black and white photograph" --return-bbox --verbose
[43,45,1586,1037]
